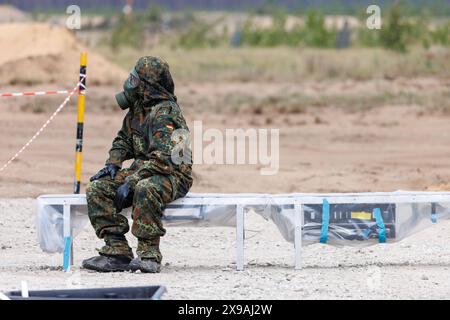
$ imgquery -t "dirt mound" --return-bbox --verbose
[0,5,29,23]
[0,23,126,87]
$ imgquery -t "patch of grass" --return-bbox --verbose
[31,105,45,114]
[164,5,449,51]
[110,14,145,50]
[20,102,46,114]
[98,45,450,83]
[184,88,450,115]
[176,16,228,49]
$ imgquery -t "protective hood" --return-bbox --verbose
[134,56,177,106]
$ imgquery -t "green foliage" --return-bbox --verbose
[356,28,380,48]
[146,3,163,23]
[379,4,408,52]
[241,10,292,47]
[175,5,449,51]
[407,14,431,49]
[355,4,450,52]
[109,3,165,49]
[177,18,226,49]
[240,9,337,48]
[106,3,449,51]
[110,14,144,50]
[300,10,337,48]
[430,22,450,46]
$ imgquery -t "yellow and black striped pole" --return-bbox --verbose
[74,52,87,194]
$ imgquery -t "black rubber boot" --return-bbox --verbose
[129,257,161,273]
[82,254,132,272]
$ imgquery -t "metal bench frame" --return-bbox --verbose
[37,192,450,272]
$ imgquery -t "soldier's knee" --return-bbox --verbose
[135,180,158,199]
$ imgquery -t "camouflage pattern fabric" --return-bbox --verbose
[86,56,193,263]
[135,56,176,104]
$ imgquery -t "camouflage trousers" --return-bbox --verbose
[86,167,178,263]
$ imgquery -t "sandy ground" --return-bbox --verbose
[2,81,450,197]
[1,78,450,299]
[2,198,450,299]
[1,14,450,300]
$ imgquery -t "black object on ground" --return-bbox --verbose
[5,285,166,300]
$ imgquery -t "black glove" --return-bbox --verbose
[90,164,119,182]
[114,182,133,213]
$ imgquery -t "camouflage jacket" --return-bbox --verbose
[106,100,193,198]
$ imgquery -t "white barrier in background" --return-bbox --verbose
[36,191,450,272]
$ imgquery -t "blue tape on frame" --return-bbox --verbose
[63,236,72,271]
[320,199,330,244]
[431,213,437,223]
[373,208,386,243]
[431,203,437,223]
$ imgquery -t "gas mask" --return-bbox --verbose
[115,68,141,110]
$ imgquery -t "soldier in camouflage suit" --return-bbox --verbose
[82,56,193,273]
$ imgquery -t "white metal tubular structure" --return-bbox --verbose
[294,199,302,270]
[236,205,244,271]
[37,194,252,271]
[36,191,450,272]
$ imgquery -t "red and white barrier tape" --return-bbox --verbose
[0,76,85,173]
[0,90,73,97]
